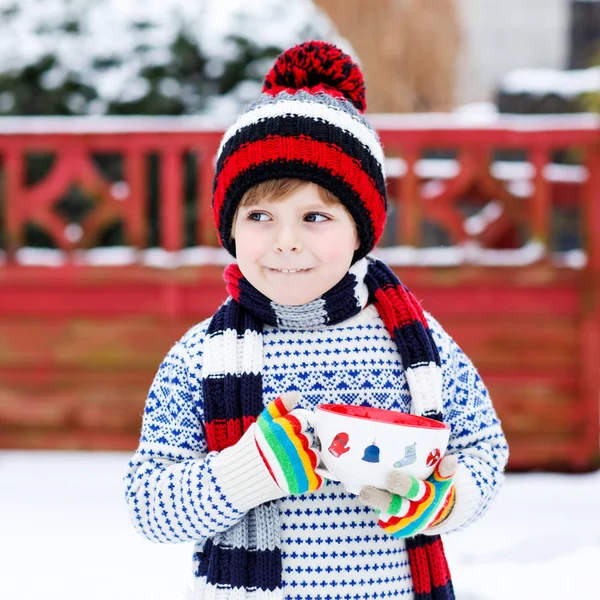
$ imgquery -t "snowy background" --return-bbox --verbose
[1,451,597,599]
[0,0,339,117]
[1,3,599,597]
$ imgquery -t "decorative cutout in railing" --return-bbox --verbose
[0,114,598,272]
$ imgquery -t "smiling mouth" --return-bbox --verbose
[266,267,312,274]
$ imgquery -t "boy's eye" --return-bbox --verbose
[248,212,270,222]
[304,213,329,223]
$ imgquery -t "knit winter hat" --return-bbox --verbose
[212,40,387,261]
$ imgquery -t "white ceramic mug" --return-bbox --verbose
[295,404,451,496]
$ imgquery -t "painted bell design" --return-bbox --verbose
[362,443,380,463]
[328,432,350,458]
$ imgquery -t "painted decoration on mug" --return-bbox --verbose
[393,442,417,468]
[328,432,350,457]
[362,441,380,463]
[426,448,442,467]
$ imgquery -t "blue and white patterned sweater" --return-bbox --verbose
[124,303,508,599]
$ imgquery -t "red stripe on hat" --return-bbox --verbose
[213,136,385,242]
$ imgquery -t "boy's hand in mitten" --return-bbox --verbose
[358,455,457,538]
[254,392,323,495]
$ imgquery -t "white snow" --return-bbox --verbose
[385,157,460,179]
[372,241,556,268]
[383,156,585,184]
[0,0,338,116]
[1,112,599,134]
[368,111,600,130]
[0,450,597,599]
[3,244,586,269]
[142,246,233,268]
[554,249,588,270]
[2,112,597,135]
[0,115,240,133]
[453,102,499,120]
[463,201,504,236]
[372,246,465,268]
[499,66,600,97]
[14,247,67,267]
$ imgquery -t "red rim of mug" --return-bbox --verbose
[317,404,449,429]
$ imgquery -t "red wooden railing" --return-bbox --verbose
[0,114,599,470]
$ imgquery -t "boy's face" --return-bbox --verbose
[233,183,360,306]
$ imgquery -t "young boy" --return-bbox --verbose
[124,41,508,600]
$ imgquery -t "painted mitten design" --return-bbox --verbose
[358,455,457,538]
[254,392,323,495]
[328,432,350,457]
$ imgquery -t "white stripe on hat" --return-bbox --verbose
[217,98,385,175]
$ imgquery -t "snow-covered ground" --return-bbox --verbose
[1,451,597,599]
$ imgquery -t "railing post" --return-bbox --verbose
[531,147,551,250]
[123,148,146,249]
[399,149,420,246]
[198,143,219,246]
[4,147,24,259]
[160,146,183,251]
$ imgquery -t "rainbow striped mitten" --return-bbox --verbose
[358,455,457,538]
[253,392,323,495]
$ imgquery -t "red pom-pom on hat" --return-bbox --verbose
[263,41,366,113]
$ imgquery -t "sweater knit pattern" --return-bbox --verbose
[124,305,508,599]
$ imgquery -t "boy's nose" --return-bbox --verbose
[273,227,303,253]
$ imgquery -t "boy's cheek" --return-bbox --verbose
[235,229,266,258]
[315,238,354,264]
[236,244,271,278]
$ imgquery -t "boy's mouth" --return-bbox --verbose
[266,267,312,274]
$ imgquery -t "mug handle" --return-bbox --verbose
[293,408,340,483]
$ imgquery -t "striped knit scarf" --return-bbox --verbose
[197,256,455,600]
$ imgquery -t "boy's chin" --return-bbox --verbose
[267,291,321,306]
[261,283,324,306]
[256,268,325,305]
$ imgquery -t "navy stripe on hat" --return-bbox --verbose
[216,114,386,200]
[218,160,378,261]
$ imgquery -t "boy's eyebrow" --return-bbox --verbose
[300,204,335,211]
[240,202,336,211]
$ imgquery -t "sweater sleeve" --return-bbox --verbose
[123,323,283,545]
[422,314,509,536]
